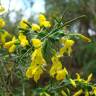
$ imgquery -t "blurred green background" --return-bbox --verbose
[0,0,96,77]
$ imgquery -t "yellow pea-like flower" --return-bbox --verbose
[26,61,43,82]
[26,66,33,79]
[26,46,45,82]
[56,70,65,80]
[26,65,43,82]
[39,14,46,22]
[59,39,75,56]
[18,33,29,47]
[50,55,62,77]
[0,18,5,28]
[31,47,45,65]
[41,20,51,28]
[4,36,17,53]
[32,39,42,48]
[39,14,51,28]
[0,31,11,43]
[33,66,43,82]
[56,67,68,80]
[8,44,16,53]
[4,41,14,49]
[64,39,75,49]
[19,19,28,29]
[0,5,6,15]
[32,24,40,31]
[4,36,16,48]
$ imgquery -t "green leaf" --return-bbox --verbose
[42,39,56,64]
[38,31,47,38]
[49,31,65,41]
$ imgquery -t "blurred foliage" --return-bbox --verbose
[0,0,96,95]
[74,39,96,76]
[45,0,96,35]
[45,0,96,76]
[0,0,95,78]
[0,12,95,95]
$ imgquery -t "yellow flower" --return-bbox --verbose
[26,64,43,82]
[64,39,74,49]
[61,90,67,96]
[8,44,16,53]
[4,41,14,49]
[18,33,29,47]
[26,62,43,82]
[41,20,51,28]
[19,19,28,29]
[50,55,62,77]
[0,31,11,43]
[78,34,91,42]
[56,67,68,80]
[39,14,51,28]
[73,89,83,96]
[26,47,46,82]
[4,36,16,48]
[0,5,6,15]
[4,36,17,53]
[32,39,42,48]
[33,66,43,82]
[70,78,76,88]
[31,47,46,65]
[32,24,40,31]
[0,18,5,28]
[39,14,46,22]
[26,66,33,78]
[59,39,75,56]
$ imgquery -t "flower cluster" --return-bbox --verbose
[26,39,46,82]
[0,18,11,47]
[0,13,95,95]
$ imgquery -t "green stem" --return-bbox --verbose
[41,15,86,40]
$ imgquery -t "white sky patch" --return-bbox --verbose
[88,29,96,36]
[32,0,45,14]
[10,0,24,11]
[1,0,24,11]
[23,8,32,19]
[0,0,45,22]
[9,11,17,23]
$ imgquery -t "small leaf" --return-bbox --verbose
[42,39,56,64]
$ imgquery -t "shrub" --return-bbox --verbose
[0,14,95,96]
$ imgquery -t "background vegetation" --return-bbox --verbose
[0,0,96,95]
